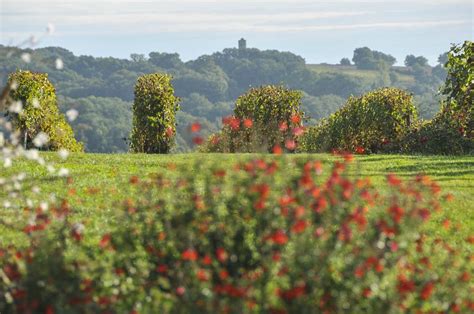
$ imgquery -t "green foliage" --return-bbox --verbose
[7,70,83,152]
[301,88,417,153]
[402,41,474,155]
[441,40,473,137]
[59,96,132,153]
[130,73,180,153]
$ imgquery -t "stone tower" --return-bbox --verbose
[238,38,247,50]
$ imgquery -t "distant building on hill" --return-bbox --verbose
[238,38,247,50]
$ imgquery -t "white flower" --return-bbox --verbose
[31,98,40,108]
[58,148,69,160]
[58,168,69,177]
[33,132,49,147]
[66,109,79,121]
[40,202,49,211]
[3,158,12,168]
[47,23,55,35]
[72,222,85,234]
[32,186,41,194]
[10,80,18,90]
[9,101,23,113]
[25,149,39,160]
[47,165,55,173]
[21,53,31,63]
[55,58,64,70]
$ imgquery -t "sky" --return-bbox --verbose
[1,0,472,65]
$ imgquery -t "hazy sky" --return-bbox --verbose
[1,0,472,65]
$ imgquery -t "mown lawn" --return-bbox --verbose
[1,153,473,245]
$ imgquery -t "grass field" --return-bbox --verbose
[1,153,473,245]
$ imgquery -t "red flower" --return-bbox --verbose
[387,173,402,186]
[420,282,434,300]
[176,286,186,296]
[165,127,174,137]
[216,248,228,263]
[279,121,288,132]
[292,220,307,234]
[389,205,404,223]
[355,146,365,154]
[397,276,415,295]
[223,116,240,130]
[219,270,229,280]
[362,288,372,298]
[290,115,301,124]
[243,118,253,128]
[270,230,288,245]
[99,234,111,249]
[156,264,168,274]
[292,127,304,137]
[285,139,296,151]
[202,255,212,265]
[196,269,209,281]
[193,136,203,145]
[278,283,306,300]
[190,122,201,133]
[182,248,198,261]
[272,145,283,155]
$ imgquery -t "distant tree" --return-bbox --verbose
[7,70,83,151]
[405,55,428,67]
[148,52,183,69]
[353,47,396,70]
[340,58,351,66]
[438,52,449,66]
[130,73,180,153]
[130,53,146,62]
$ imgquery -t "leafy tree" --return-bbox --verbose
[148,52,183,69]
[340,58,351,66]
[130,73,180,153]
[404,55,428,67]
[353,47,396,70]
[438,52,449,66]
[7,70,83,151]
[130,53,147,63]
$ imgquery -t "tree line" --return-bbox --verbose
[0,44,448,152]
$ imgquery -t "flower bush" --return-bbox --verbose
[1,155,472,313]
[204,85,304,153]
[300,88,417,154]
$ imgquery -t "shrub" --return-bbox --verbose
[130,74,180,153]
[204,85,304,153]
[1,156,472,313]
[301,88,417,153]
[402,41,473,155]
[6,71,83,152]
